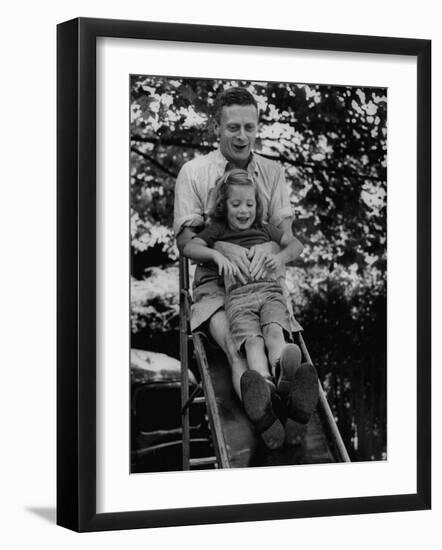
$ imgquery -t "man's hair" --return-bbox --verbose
[209,168,264,225]
[212,87,258,123]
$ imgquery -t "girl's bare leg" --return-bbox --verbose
[262,322,287,376]
[243,335,272,380]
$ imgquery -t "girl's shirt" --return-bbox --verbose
[194,221,284,290]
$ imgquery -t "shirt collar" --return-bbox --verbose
[214,148,259,177]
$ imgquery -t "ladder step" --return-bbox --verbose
[193,396,206,405]
[189,456,217,467]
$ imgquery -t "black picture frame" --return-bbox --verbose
[57,17,431,532]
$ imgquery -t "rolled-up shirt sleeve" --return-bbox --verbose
[268,165,293,227]
[173,163,204,236]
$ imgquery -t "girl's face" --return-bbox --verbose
[226,184,256,231]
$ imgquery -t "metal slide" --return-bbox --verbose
[179,255,351,469]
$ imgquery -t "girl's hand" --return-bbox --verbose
[264,253,284,272]
[213,251,239,279]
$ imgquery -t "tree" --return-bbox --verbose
[130,76,386,279]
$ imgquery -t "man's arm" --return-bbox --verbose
[276,217,304,264]
[249,162,294,277]
[279,232,304,264]
[176,227,197,254]
[177,226,248,283]
[277,217,295,241]
[173,163,205,245]
[248,216,298,279]
[183,237,238,278]
[264,231,304,272]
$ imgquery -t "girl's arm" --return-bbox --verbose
[183,237,238,278]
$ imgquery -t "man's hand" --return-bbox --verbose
[264,252,284,273]
[248,242,280,280]
[214,241,249,284]
[212,251,239,279]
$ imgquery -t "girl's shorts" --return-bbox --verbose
[190,277,302,336]
[225,282,292,351]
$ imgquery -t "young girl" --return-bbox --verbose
[184,169,318,450]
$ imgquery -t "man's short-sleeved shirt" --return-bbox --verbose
[173,149,292,236]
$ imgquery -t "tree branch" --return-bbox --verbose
[131,146,178,178]
[131,139,385,183]
[132,134,214,152]
[257,151,385,183]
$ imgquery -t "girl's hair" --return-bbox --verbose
[209,168,264,225]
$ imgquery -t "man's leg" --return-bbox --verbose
[208,309,248,399]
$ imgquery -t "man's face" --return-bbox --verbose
[215,104,258,168]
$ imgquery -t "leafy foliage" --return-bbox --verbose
[130,76,386,278]
[131,267,179,334]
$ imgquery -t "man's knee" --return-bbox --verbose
[209,308,228,330]
[208,310,229,347]
[209,312,239,359]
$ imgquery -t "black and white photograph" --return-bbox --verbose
[130,77,387,474]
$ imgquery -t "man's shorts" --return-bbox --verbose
[225,282,292,352]
[190,277,225,332]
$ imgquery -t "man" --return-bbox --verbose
[174,87,303,400]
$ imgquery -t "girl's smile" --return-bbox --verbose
[226,185,257,232]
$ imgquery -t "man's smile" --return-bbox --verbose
[232,143,248,151]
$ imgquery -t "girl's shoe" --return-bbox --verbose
[287,362,319,424]
[275,344,319,425]
[275,343,302,397]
